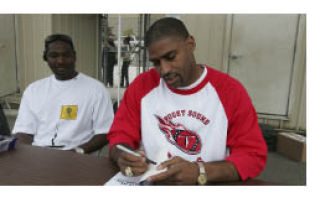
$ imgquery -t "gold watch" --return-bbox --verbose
[196,162,207,185]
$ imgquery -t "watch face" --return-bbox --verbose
[198,174,207,185]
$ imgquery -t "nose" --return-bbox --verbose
[57,55,66,64]
[159,60,171,76]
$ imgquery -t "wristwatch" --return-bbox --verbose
[196,162,207,185]
[74,147,85,154]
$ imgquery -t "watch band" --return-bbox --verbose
[196,162,207,185]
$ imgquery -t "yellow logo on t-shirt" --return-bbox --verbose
[60,105,78,119]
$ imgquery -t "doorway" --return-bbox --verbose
[226,14,301,117]
[99,14,150,89]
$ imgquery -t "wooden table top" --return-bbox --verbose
[0,143,280,186]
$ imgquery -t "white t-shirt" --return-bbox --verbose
[13,73,114,150]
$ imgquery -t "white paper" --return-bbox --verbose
[104,172,142,186]
[105,148,168,186]
[104,165,166,186]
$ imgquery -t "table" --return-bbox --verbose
[0,144,280,185]
[0,143,118,185]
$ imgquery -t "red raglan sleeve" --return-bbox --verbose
[107,70,160,151]
[214,74,267,180]
[107,81,142,151]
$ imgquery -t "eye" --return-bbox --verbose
[62,52,74,58]
[165,52,176,61]
[47,52,58,58]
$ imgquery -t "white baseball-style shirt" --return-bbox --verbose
[108,65,267,181]
[13,73,114,150]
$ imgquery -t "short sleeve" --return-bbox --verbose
[92,85,114,135]
[12,87,37,135]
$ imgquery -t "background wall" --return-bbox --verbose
[0,14,306,132]
[52,14,99,79]
[0,14,17,97]
[14,14,99,93]
[15,14,53,93]
[180,14,306,132]
[181,14,227,71]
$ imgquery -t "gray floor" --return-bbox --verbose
[257,151,306,185]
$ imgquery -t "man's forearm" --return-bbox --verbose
[14,133,34,145]
[78,134,108,153]
[204,161,240,183]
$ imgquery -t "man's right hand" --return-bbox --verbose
[110,145,149,177]
[118,150,149,176]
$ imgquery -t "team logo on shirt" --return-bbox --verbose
[60,105,78,119]
[155,115,202,154]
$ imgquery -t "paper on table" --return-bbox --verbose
[104,164,166,186]
[105,148,169,186]
[104,172,142,186]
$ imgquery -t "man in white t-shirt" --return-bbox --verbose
[108,18,267,185]
[12,34,114,154]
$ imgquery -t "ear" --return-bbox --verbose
[185,36,196,52]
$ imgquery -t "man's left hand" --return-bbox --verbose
[147,156,199,185]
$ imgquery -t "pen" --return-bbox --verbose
[116,144,157,165]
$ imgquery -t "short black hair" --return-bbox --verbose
[145,17,190,47]
[43,34,75,61]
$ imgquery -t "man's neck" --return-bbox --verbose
[195,65,204,79]
[190,64,204,84]
[178,65,206,90]
[55,71,78,81]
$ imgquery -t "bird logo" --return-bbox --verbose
[155,115,202,154]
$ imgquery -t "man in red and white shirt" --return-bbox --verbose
[108,17,267,185]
